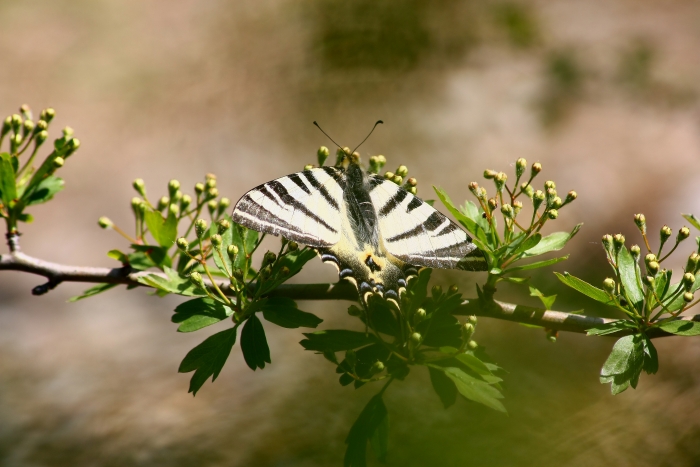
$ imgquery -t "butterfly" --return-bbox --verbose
[232,152,488,305]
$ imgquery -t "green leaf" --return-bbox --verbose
[231,224,259,270]
[617,246,644,313]
[254,297,322,328]
[129,244,172,269]
[428,366,457,408]
[417,308,462,348]
[178,326,238,395]
[137,266,206,296]
[657,320,700,336]
[369,406,389,463]
[523,223,582,257]
[107,249,130,264]
[454,353,502,384]
[586,320,637,336]
[0,153,17,207]
[23,175,64,206]
[504,255,569,273]
[434,187,490,251]
[300,330,377,352]
[508,233,541,258]
[682,213,700,232]
[144,209,178,248]
[172,297,232,332]
[67,283,118,302]
[600,334,644,394]
[403,268,431,315]
[529,286,556,310]
[240,314,271,370]
[555,272,614,305]
[664,274,700,312]
[500,276,529,284]
[344,393,389,467]
[212,215,234,274]
[442,367,506,413]
[641,334,658,375]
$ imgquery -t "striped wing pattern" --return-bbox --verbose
[232,167,344,248]
[368,176,486,271]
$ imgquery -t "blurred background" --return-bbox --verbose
[2,0,700,465]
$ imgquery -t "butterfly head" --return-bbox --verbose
[336,147,362,168]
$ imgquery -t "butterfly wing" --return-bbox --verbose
[368,177,487,271]
[232,167,345,248]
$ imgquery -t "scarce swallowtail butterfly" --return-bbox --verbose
[232,150,488,305]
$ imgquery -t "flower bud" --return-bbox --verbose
[533,190,545,211]
[259,266,272,279]
[550,196,562,209]
[602,234,613,252]
[462,322,475,340]
[396,165,408,177]
[208,200,218,217]
[217,219,230,234]
[23,119,34,135]
[176,237,189,251]
[304,164,314,171]
[218,197,231,213]
[483,169,497,179]
[180,194,192,210]
[613,233,625,252]
[10,114,22,132]
[531,162,542,175]
[678,227,690,242]
[515,158,527,178]
[52,156,64,168]
[686,253,700,273]
[211,234,223,248]
[477,187,488,201]
[232,268,244,282]
[98,216,113,229]
[132,179,147,197]
[35,120,48,132]
[683,272,695,291]
[189,271,205,289]
[564,191,577,204]
[392,175,403,185]
[410,332,422,344]
[501,204,514,219]
[131,197,142,214]
[263,251,277,267]
[684,292,694,303]
[521,183,534,198]
[194,218,208,238]
[488,198,498,211]
[467,340,478,350]
[414,308,427,324]
[64,137,80,156]
[194,182,205,195]
[431,284,442,297]
[171,190,183,203]
[1,116,11,137]
[408,186,418,195]
[642,275,654,287]
[317,146,329,166]
[280,266,290,276]
[205,177,217,190]
[544,180,556,190]
[647,261,660,275]
[227,244,239,261]
[547,209,558,219]
[634,214,646,234]
[62,126,74,138]
[168,179,180,197]
[157,196,169,211]
[468,315,477,325]
[384,171,395,180]
[405,177,417,187]
[660,225,672,243]
[603,278,616,293]
[494,172,507,192]
[41,108,55,122]
[513,200,523,216]
[468,182,479,196]
[35,130,48,146]
[630,244,641,261]
[207,188,219,199]
[448,284,459,294]
[545,187,557,205]
[371,361,385,374]
[376,155,386,167]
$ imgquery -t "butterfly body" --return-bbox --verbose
[232,159,487,303]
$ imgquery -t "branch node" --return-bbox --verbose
[6,232,21,253]
[32,279,60,296]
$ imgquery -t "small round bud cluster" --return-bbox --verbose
[194,182,205,195]
[168,179,180,197]
[263,251,277,267]
[501,204,514,219]
[660,225,672,243]
[488,198,498,211]
[646,260,660,276]
[396,165,408,177]
[98,217,113,229]
[194,219,208,238]
[686,253,700,274]
[217,219,230,234]
[157,196,169,211]
[384,171,395,180]
[180,194,192,210]
[515,158,527,178]
[176,237,189,251]
[612,234,625,252]
[227,244,239,261]
[211,234,223,248]
[634,214,646,234]
[41,108,56,122]
[547,209,558,220]
[545,188,557,207]
[544,180,556,190]
[462,322,475,341]
[683,272,695,291]
[208,200,218,217]
[630,244,641,260]
[533,190,545,211]
[494,172,507,192]
[677,226,690,242]
[603,278,616,294]
[392,175,403,185]
[189,271,205,289]
[317,146,329,166]
[218,197,231,215]
[521,183,534,198]
[288,241,298,251]
[513,200,523,216]
[683,292,694,303]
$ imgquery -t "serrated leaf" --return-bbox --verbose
[144,209,177,247]
[529,286,556,310]
[555,272,614,305]
[179,326,237,395]
[0,153,17,207]
[586,320,637,336]
[454,353,502,384]
[254,297,322,328]
[369,407,389,463]
[137,266,206,296]
[428,366,458,408]
[657,320,700,336]
[682,213,700,232]
[443,367,506,413]
[172,297,232,332]
[504,255,569,273]
[23,175,64,206]
[240,314,271,370]
[600,334,644,394]
[67,283,118,302]
[617,246,644,313]
[523,223,582,257]
[344,393,388,467]
[300,330,377,352]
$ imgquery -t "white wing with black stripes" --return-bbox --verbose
[367,176,486,271]
[232,167,345,248]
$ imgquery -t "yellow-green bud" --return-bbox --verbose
[448,284,459,294]
[550,196,562,209]
[194,218,208,238]
[488,198,498,212]
[171,190,183,203]
[467,340,478,350]
[41,108,55,122]
[176,237,189,251]
[406,177,417,187]
[211,234,223,248]
[317,146,329,166]
[259,266,272,279]
[531,162,542,175]
[647,261,660,275]
[494,172,507,192]
[376,155,386,167]
[545,187,557,206]
[62,126,74,138]
[207,188,219,199]
[396,165,408,177]
[1,116,11,136]
[168,179,180,196]
[280,266,290,276]
[462,322,475,340]
[642,275,654,287]
[208,200,218,217]
[414,308,427,324]
[630,244,641,260]
[371,361,385,373]
[384,171,395,180]
[468,182,480,196]
[35,120,48,132]
[392,175,403,185]
[205,177,217,190]
[34,130,48,146]
[23,119,34,135]
[227,244,239,261]
[180,194,192,210]
[12,133,23,148]
[408,186,417,195]
[468,315,477,325]
[634,213,646,234]
[564,191,577,204]
[52,156,64,168]
[533,190,545,211]
[515,158,527,178]
[660,225,672,243]
[19,104,32,119]
[64,138,80,157]
[219,197,230,211]
[686,253,700,273]
[603,278,616,293]
[513,200,523,216]
[232,268,244,282]
[683,292,694,303]
[602,234,613,252]
[521,183,534,199]
[288,241,298,251]
[544,180,556,190]
[98,216,113,229]
[678,227,691,242]
[10,114,22,132]
[410,332,422,344]
[131,197,142,214]
[483,169,497,179]
[613,233,625,251]
[263,251,277,267]
[501,204,514,218]
[194,182,205,195]
[189,271,205,288]
[304,164,314,171]
[217,219,230,234]
[157,196,169,211]
[547,209,559,220]
[132,179,146,197]
[431,284,442,297]
[683,272,695,291]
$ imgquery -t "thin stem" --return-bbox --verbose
[112,224,138,244]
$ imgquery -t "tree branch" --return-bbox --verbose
[2,237,698,337]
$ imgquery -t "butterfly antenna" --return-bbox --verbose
[351,120,383,155]
[313,121,344,152]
